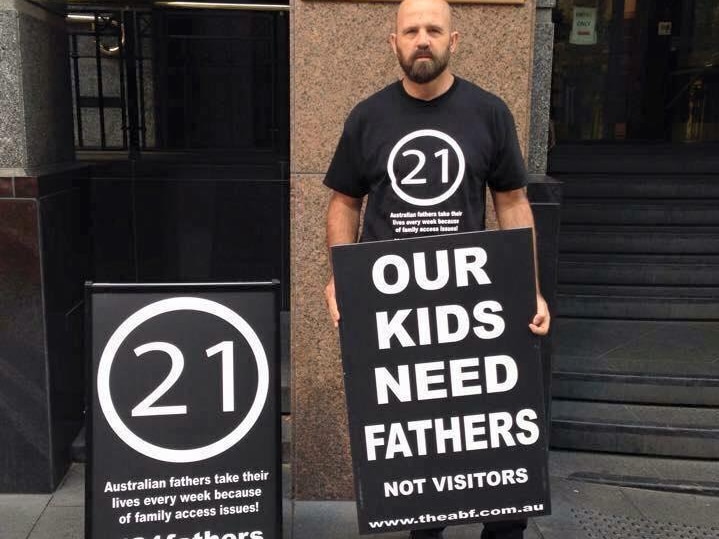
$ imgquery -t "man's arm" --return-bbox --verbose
[492,187,550,336]
[325,190,363,327]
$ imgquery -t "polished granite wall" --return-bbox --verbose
[0,0,74,171]
[528,0,555,174]
[0,168,90,492]
[0,0,84,492]
[290,0,542,500]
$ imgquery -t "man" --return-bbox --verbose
[323,0,550,537]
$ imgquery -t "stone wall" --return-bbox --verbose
[0,0,74,172]
[0,0,86,492]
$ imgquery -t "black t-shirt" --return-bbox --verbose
[324,77,528,242]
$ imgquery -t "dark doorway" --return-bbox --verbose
[154,10,288,155]
[66,6,290,308]
[551,0,719,143]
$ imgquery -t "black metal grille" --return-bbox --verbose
[68,10,153,152]
[66,8,289,159]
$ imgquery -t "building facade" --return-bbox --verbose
[0,0,716,497]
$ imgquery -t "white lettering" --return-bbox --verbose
[516,409,540,445]
[415,361,447,400]
[372,255,410,294]
[449,357,482,396]
[364,424,386,461]
[473,300,505,339]
[454,247,490,287]
[436,304,470,343]
[485,355,518,393]
[375,365,412,405]
[413,250,450,290]
[376,309,415,350]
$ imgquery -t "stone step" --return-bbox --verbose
[558,174,719,199]
[552,368,719,406]
[561,199,719,226]
[550,449,719,497]
[552,318,719,404]
[559,225,719,254]
[549,145,719,174]
[558,254,719,286]
[559,284,719,298]
[550,400,719,459]
[553,318,719,356]
[557,293,719,320]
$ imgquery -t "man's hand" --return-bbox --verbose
[529,293,550,336]
[325,276,340,328]
[492,188,550,337]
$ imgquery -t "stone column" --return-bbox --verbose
[0,0,75,171]
[0,0,88,493]
[528,0,555,175]
[290,0,539,500]
[526,0,559,423]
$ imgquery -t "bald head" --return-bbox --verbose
[396,0,453,33]
[390,0,458,88]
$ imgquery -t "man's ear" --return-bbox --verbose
[389,33,398,55]
[449,30,459,53]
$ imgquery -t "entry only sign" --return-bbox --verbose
[86,282,281,539]
[332,229,550,535]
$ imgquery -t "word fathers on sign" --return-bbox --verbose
[332,229,550,535]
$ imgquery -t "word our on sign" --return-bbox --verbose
[332,230,550,535]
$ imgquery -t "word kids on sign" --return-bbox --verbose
[332,229,550,535]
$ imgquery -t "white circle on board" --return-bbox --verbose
[387,129,466,207]
[97,296,269,463]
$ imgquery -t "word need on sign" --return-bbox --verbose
[332,229,550,534]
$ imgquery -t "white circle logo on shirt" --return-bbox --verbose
[387,129,466,207]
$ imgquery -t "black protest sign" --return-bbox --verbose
[332,229,550,535]
[86,283,281,539]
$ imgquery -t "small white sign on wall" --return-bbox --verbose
[570,7,598,45]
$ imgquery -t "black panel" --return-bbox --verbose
[0,199,52,492]
[89,162,290,310]
[39,178,92,487]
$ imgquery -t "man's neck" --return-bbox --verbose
[402,70,455,101]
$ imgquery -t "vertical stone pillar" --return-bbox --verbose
[290,0,539,500]
[528,0,556,175]
[0,0,75,171]
[0,0,88,493]
[527,0,559,426]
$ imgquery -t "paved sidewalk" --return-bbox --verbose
[2,458,719,539]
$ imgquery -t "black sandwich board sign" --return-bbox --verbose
[332,229,550,535]
[86,282,281,539]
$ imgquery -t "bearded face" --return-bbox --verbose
[391,0,457,86]
[397,44,451,84]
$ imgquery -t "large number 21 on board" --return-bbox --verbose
[131,341,237,417]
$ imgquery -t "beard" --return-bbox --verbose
[398,46,451,84]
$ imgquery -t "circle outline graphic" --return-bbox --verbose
[387,129,466,207]
[97,296,269,463]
